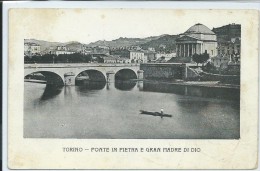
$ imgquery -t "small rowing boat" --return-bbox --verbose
[140,110,172,117]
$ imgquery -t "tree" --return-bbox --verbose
[24,55,32,63]
[41,54,56,63]
[96,57,104,63]
[192,52,209,66]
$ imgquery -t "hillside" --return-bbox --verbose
[24,39,64,52]
[140,34,179,52]
[86,35,164,48]
[24,34,178,53]
[24,39,84,53]
[65,41,83,52]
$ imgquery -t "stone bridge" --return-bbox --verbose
[24,63,143,86]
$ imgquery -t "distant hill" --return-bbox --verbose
[86,35,164,48]
[24,39,84,53]
[140,34,179,52]
[24,34,178,53]
[25,39,63,52]
[65,41,83,52]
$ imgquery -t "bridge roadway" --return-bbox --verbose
[24,63,143,86]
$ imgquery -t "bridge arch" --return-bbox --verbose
[75,69,106,86]
[24,71,64,86]
[115,68,138,81]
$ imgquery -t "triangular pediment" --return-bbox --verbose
[176,35,200,42]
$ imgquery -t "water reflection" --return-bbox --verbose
[142,81,240,101]
[25,80,240,139]
[76,81,106,90]
[143,82,185,95]
[39,81,240,101]
[137,81,144,91]
[115,81,136,91]
[40,84,63,101]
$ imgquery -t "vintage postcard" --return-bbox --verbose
[6,5,258,170]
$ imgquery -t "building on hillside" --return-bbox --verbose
[211,37,241,68]
[129,46,142,50]
[97,45,110,50]
[110,49,131,58]
[82,46,93,55]
[156,52,176,61]
[54,50,75,55]
[144,50,157,62]
[92,46,110,55]
[211,55,230,68]
[148,47,155,52]
[130,50,147,63]
[57,46,67,51]
[155,57,167,63]
[175,23,218,58]
[117,57,131,64]
[50,46,75,55]
[129,49,157,63]
[103,56,118,63]
[24,42,41,56]
[210,24,241,68]
[217,37,240,59]
[159,44,166,49]
[212,23,241,43]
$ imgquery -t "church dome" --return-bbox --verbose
[185,23,215,35]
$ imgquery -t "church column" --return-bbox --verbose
[187,44,190,57]
[182,43,185,57]
[180,44,183,57]
[190,44,193,62]
[193,43,196,54]
[201,43,203,54]
[185,44,187,57]
[176,44,179,57]
[182,44,184,57]
[198,44,201,54]
[183,44,186,57]
[183,44,185,57]
[178,44,180,57]
[191,44,193,55]
[179,44,181,57]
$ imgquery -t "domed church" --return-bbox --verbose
[176,23,218,58]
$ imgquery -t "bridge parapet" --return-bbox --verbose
[24,63,142,86]
[25,63,140,68]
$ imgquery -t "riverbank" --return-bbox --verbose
[142,79,240,89]
[24,79,46,84]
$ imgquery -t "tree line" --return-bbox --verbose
[24,53,104,63]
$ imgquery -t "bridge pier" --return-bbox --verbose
[137,81,144,91]
[106,71,115,83]
[137,70,144,80]
[64,72,75,86]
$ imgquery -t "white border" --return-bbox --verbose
[2,1,260,171]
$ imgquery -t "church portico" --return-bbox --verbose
[176,23,217,58]
[176,41,204,57]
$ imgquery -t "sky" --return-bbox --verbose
[17,9,243,44]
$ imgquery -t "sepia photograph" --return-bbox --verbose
[5,4,258,170]
[24,11,240,139]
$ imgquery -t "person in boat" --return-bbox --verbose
[160,108,164,118]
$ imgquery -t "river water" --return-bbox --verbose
[24,81,240,139]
